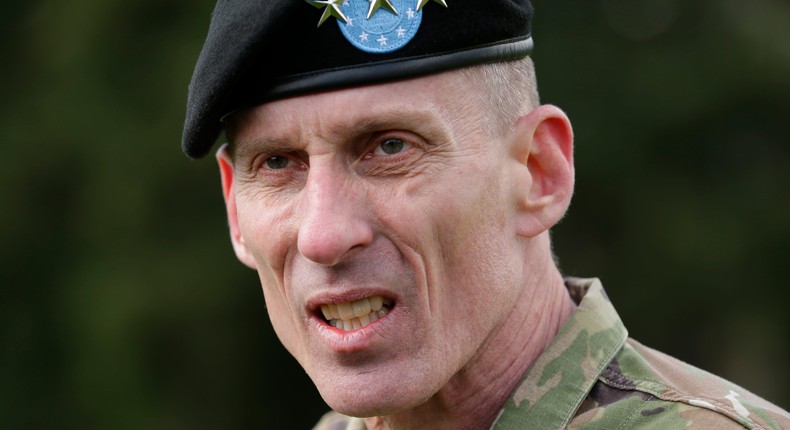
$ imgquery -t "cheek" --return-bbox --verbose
[235,192,306,356]
[258,273,305,359]
[236,190,297,272]
[429,168,518,328]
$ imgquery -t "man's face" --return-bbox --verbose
[221,72,528,415]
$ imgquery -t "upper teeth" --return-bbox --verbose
[321,296,390,331]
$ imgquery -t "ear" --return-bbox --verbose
[511,105,575,238]
[216,144,257,269]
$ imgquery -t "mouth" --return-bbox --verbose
[319,295,394,332]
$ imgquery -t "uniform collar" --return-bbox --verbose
[491,278,628,429]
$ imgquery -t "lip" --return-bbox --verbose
[306,288,399,353]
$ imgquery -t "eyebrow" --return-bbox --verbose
[231,135,295,162]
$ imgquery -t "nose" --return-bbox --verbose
[296,165,373,266]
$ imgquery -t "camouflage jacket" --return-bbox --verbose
[314,278,789,429]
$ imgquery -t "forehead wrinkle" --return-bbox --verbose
[235,108,447,159]
[230,75,470,155]
[333,106,444,138]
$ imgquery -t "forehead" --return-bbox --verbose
[227,70,483,143]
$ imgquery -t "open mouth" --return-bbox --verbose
[319,295,394,331]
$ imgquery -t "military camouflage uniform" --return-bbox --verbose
[314,278,790,429]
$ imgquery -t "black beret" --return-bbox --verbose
[182,0,534,158]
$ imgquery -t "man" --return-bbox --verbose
[182,0,789,428]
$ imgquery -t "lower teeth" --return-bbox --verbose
[329,308,389,331]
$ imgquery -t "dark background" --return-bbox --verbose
[2,0,788,428]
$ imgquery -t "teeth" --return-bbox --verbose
[322,295,391,332]
[370,296,383,311]
[359,314,370,327]
[320,305,331,320]
[337,302,354,320]
[328,304,339,319]
[352,298,371,316]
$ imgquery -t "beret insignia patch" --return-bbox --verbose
[338,0,423,54]
[308,0,434,54]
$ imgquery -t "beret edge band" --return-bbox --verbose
[183,36,534,159]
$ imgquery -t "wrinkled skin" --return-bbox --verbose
[217,71,575,429]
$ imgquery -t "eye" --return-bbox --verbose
[374,138,410,156]
[263,155,291,170]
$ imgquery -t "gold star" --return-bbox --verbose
[416,0,448,11]
[307,0,348,27]
[367,0,399,20]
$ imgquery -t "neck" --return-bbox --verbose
[365,242,576,430]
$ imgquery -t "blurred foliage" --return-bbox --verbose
[1,0,787,428]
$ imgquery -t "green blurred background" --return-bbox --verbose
[1,0,788,428]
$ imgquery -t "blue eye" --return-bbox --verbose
[375,138,409,155]
[264,156,290,169]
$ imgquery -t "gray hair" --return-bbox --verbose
[459,57,540,137]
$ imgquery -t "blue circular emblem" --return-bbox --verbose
[337,0,423,54]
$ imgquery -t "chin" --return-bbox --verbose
[314,371,435,418]
[323,395,422,419]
